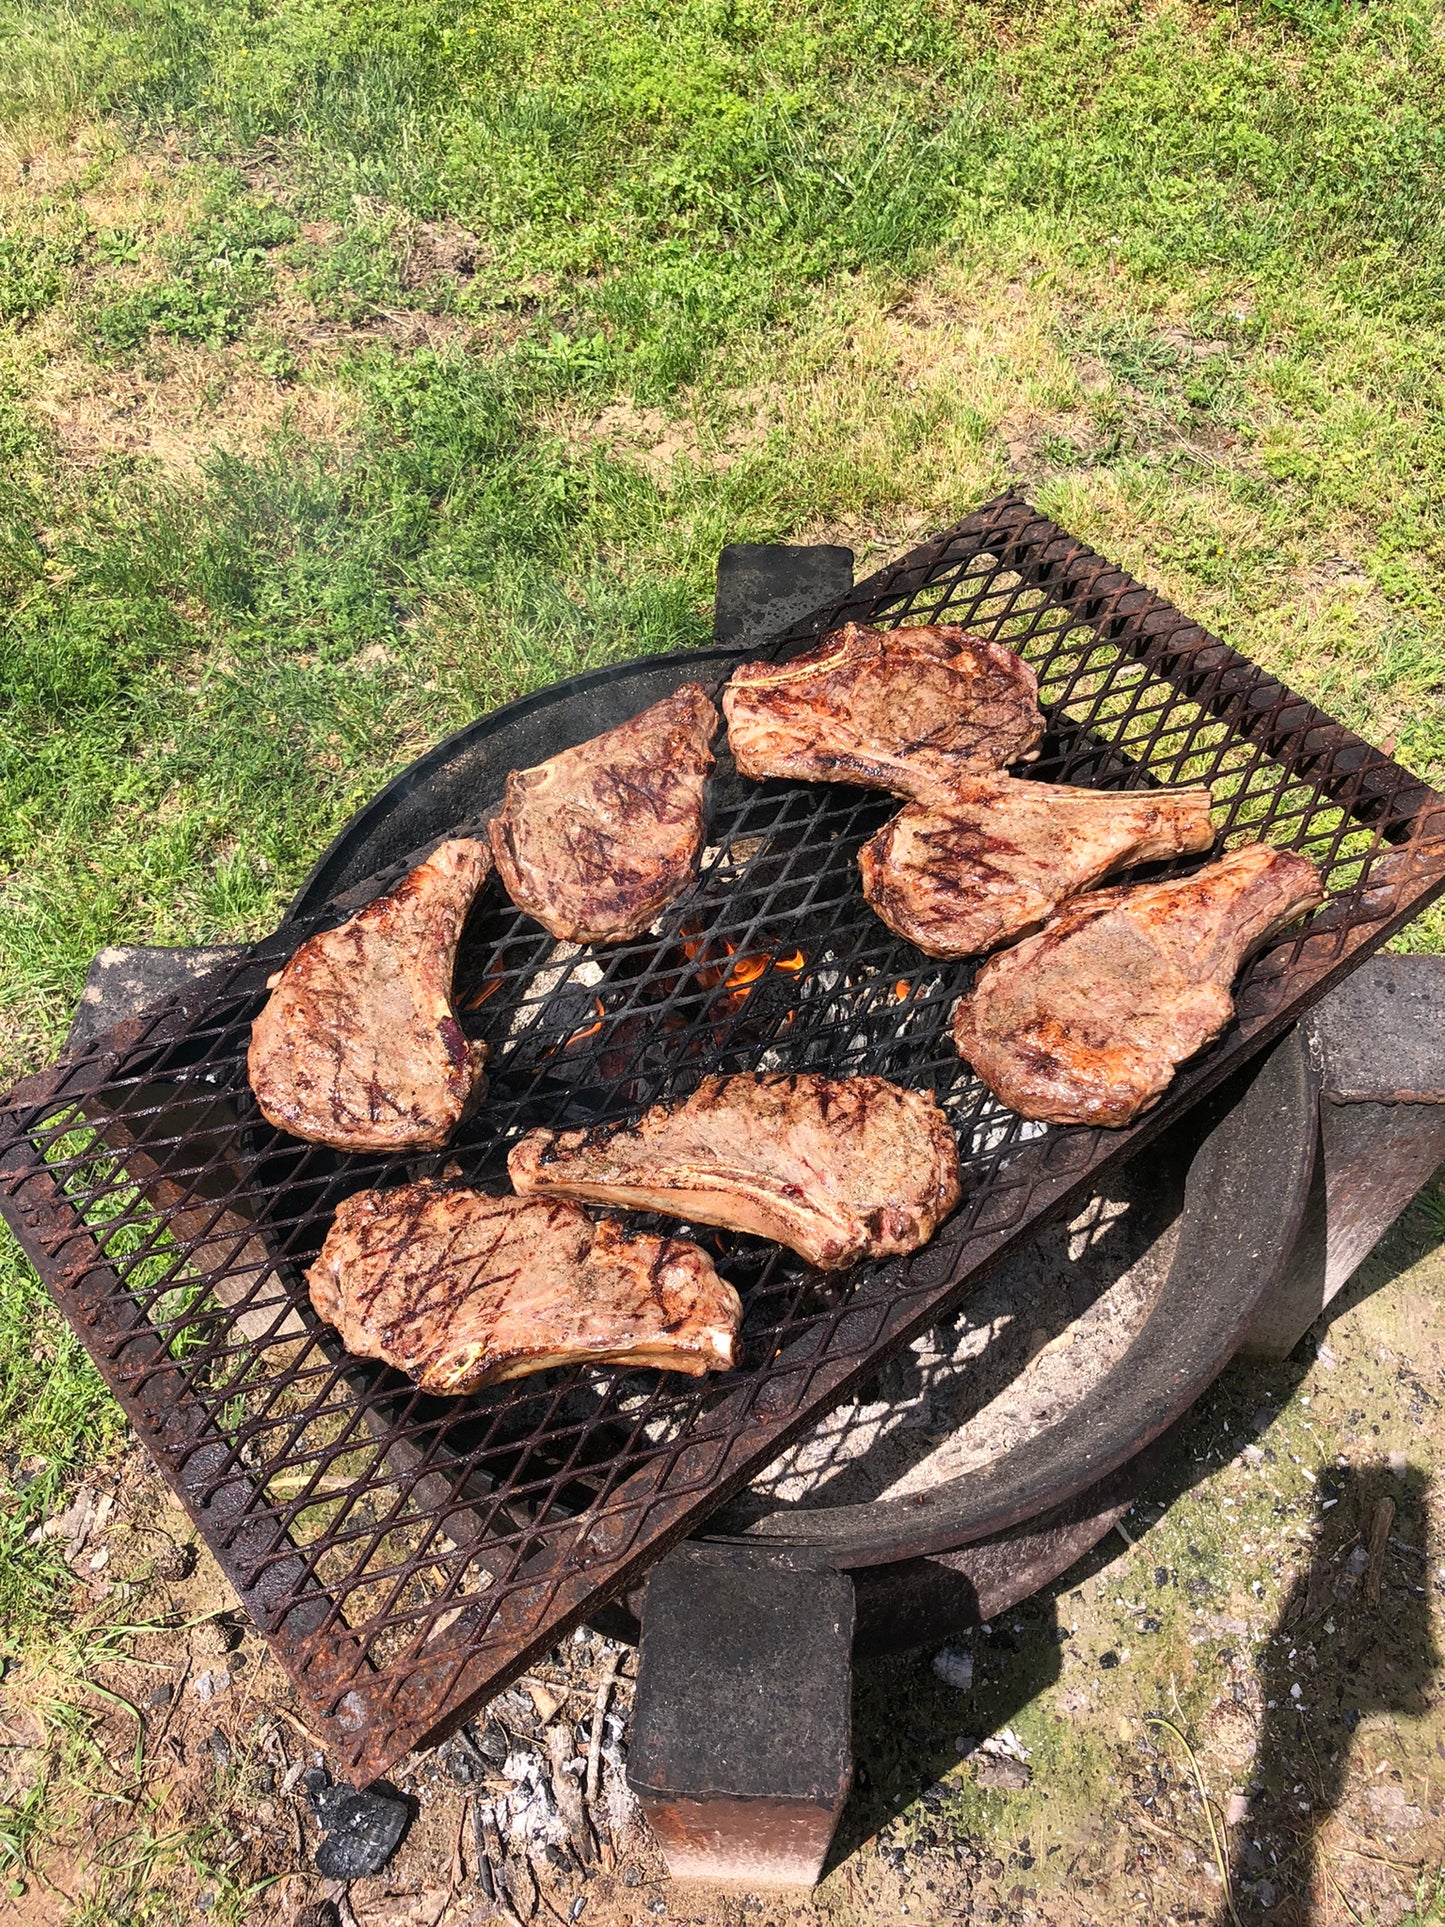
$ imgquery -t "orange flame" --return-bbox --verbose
[724,952,768,990]
[566,998,606,1047]
[676,926,809,1015]
[461,957,509,1011]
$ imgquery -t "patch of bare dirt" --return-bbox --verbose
[0,130,197,240]
[31,342,359,474]
[401,221,487,290]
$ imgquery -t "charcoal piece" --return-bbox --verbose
[309,1778,411,1879]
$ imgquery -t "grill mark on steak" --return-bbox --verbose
[509,1071,961,1271]
[859,775,1217,958]
[723,624,1044,803]
[308,1180,741,1392]
[952,841,1325,1127]
[247,837,492,1152]
[488,683,718,944]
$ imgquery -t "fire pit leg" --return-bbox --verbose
[1241,954,1445,1360]
[627,1543,855,1886]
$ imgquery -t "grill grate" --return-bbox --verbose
[3,494,1442,1780]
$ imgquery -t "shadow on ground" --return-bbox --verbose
[829,1175,1445,1919]
[1220,1459,1436,1927]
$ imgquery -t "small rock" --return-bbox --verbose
[293,1905,341,1927]
[1098,1651,1120,1670]
[208,1729,232,1769]
[933,1646,974,1692]
[1255,1879,1278,1908]
[1138,1616,1162,1635]
[979,1727,1030,1762]
[191,1670,230,1705]
[954,1734,980,1757]
[153,1542,196,1583]
[1225,1792,1249,1826]
[975,1756,1031,1792]
[1347,1545,1370,1578]
[621,1864,644,1888]
[146,1683,173,1709]
[1388,1449,1408,1476]
[189,1619,231,1662]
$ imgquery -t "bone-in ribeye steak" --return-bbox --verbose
[860,775,1216,958]
[488,683,718,944]
[308,1181,742,1392]
[723,624,1044,803]
[952,842,1324,1127]
[509,1072,961,1270]
[248,837,491,1151]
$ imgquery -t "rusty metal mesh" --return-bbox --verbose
[2,494,1442,1779]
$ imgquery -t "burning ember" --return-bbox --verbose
[679,932,807,1012]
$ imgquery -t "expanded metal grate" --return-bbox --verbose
[2,495,1442,1780]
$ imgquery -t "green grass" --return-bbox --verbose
[1,0,1444,1914]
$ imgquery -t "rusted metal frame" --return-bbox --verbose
[0,1137,374,1733]
[6,492,1445,1780]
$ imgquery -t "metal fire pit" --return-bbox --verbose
[3,494,1443,1787]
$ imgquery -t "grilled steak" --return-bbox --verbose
[723,624,1044,802]
[860,775,1216,958]
[248,838,491,1151]
[489,683,718,944]
[952,842,1324,1126]
[308,1181,741,1392]
[509,1072,960,1270]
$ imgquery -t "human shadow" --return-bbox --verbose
[1222,1458,1437,1925]
[821,1171,1444,1897]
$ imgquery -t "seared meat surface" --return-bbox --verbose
[860,775,1216,958]
[509,1072,960,1270]
[248,838,491,1151]
[723,624,1043,802]
[489,683,718,944]
[952,842,1324,1126]
[308,1181,741,1392]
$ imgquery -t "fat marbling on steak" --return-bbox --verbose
[308,1181,741,1392]
[860,774,1216,958]
[509,1072,961,1271]
[723,624,1044,803]
[248,837,491,1151]
[488,682,718,944]
[952,842,1324,1127]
